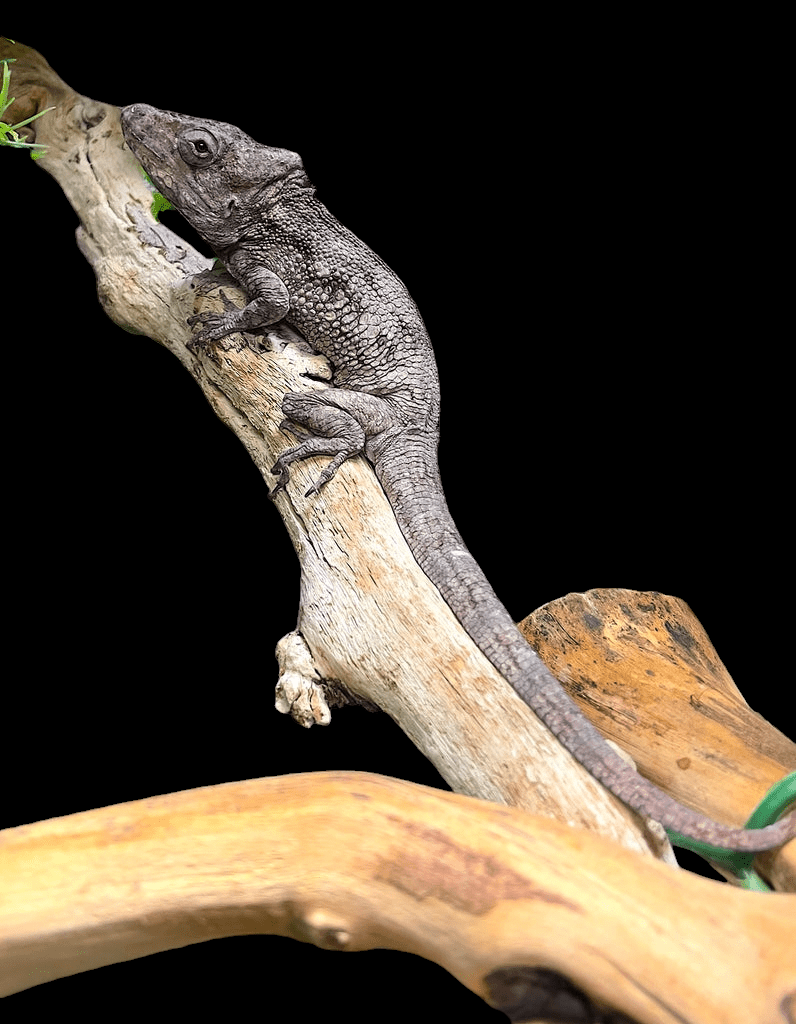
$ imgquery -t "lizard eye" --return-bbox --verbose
[178,129,220,167]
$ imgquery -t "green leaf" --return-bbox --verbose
[0,58,54,153]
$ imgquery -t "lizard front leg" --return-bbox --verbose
[189,264,290,346]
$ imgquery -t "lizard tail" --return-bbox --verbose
[374,431,795,853]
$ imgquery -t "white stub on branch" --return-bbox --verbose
[275,631,331,727]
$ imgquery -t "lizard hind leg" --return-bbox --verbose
[271,388,391,497]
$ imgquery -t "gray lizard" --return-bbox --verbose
[121,103,794,853]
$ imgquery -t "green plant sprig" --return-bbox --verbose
[0,57,55,157]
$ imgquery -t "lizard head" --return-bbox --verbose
[120,103,307,250]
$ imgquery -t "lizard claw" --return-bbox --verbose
[187,312,238,348]
[304,465,337,497]
[271,457,292,496]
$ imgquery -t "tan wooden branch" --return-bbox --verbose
[521,591,796,892]
[1,774,794,1022]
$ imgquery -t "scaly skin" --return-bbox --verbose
[121,103,795,852]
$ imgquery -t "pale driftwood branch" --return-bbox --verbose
[1,774,794,1022]
[0,38,665,857]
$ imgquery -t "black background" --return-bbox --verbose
[2,18,790,1022]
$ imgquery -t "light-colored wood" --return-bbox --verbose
[1,774,793,1022]
[521,590,796,891]
[0,37,663,857]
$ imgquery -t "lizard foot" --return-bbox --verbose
[270,447,346,497]
[304,453,351,496]
[269,390,371,496]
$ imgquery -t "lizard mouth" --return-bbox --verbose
[120,103,157,143]
[120,104,167,169]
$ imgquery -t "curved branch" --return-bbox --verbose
[1,773,794,1022]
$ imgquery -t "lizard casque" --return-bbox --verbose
[121,103,795,853]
